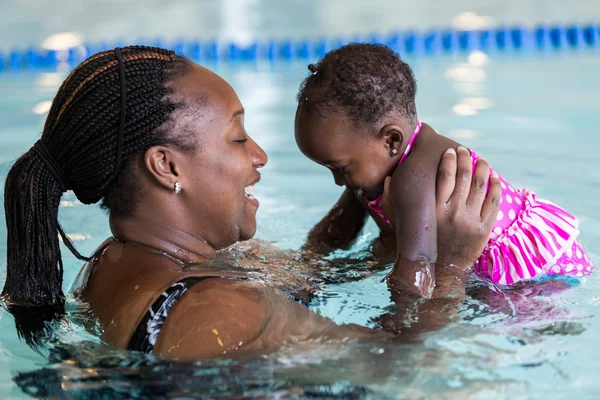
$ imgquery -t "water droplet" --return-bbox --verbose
[370,347,385,355]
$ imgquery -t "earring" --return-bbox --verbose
[391,148,398,155]
[174,181,181,194]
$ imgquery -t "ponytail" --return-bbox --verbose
[2,150,69,347]
[4,151,66,305]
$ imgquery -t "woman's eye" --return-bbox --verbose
[235,137,248,144]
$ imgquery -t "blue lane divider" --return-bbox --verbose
[2,24,599,72]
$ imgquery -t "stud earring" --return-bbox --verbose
[174,181,181,194]
[391,148,398,155]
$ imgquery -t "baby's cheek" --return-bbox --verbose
[365,165,389,189]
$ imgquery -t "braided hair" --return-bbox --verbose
[297,43,417,127]
[3,46,193,345]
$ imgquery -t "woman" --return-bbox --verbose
[2,46,501,359]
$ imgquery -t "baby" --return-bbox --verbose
[294,43,592,297]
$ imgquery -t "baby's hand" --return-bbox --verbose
[380,176,396,231]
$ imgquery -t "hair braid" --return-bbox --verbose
[3,46,193,347]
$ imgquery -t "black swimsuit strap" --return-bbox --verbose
[127,276,208,353]
[127,276,311,354]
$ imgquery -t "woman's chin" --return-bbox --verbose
[239,226,256,242]
[239,216,257,241]
[239,201,258,240]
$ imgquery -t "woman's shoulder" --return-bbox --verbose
[152,277,270,359]
[81,239,226,348]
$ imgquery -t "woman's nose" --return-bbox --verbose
[248,136,268,168]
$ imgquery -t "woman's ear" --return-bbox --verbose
[380,124,405,157]
[144,146,182,190]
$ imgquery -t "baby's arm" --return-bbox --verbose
[303,188,368,254]
[386,152,439,298]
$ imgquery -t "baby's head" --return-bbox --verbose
[295,43,417,199]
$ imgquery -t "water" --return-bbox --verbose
[2,1,600,398]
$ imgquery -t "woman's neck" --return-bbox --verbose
[109,214,217,264]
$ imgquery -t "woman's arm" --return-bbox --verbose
[152,275,476,361]
[152,278,390,359]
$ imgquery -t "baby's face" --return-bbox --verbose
[294,109,396,200]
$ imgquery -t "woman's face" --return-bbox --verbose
[169,64,268,249]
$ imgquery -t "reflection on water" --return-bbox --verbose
[14,342,386,399]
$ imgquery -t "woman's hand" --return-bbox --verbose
[435,146,501,270]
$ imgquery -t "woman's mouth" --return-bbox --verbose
[245,184,259,207]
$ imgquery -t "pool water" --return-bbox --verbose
[2,1,600,399]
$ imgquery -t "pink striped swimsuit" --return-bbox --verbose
[366,121,593,286]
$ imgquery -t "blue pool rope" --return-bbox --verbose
[2,24,599,72]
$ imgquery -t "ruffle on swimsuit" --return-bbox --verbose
[474,188,592,285]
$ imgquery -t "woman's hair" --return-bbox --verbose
[297,43,417,127]
[2,46,193,346]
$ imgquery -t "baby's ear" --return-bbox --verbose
[380,124,404,157]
